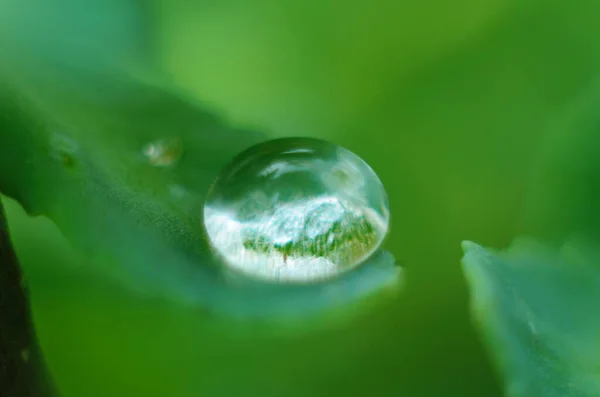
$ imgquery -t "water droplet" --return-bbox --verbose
[50,132,79,168]
[204,137,390,283]
[142,138,183,167]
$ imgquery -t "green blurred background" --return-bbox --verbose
[3,0,600,395]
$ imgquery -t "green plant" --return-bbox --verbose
[2,1,600,396]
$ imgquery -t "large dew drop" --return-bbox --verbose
[204,137,390,283]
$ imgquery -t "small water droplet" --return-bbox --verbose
[142,138,183,167]
[204,137,390,283]
[50,132,79,168]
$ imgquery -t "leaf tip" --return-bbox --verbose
[461,240,481,253]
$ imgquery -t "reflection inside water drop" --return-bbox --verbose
[204,137,390,283]
[142,138,183,167]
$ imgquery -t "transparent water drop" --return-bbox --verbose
[204,137,390,283]
[142,138,183,167]
[49,131,79,168]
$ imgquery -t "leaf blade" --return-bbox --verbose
[462,239,600,397]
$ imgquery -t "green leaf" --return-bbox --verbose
[462,238,600,397]
[0,54,401,323]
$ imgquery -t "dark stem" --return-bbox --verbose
[0,198,57,396]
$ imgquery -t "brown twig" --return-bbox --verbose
[0,198,57,396]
